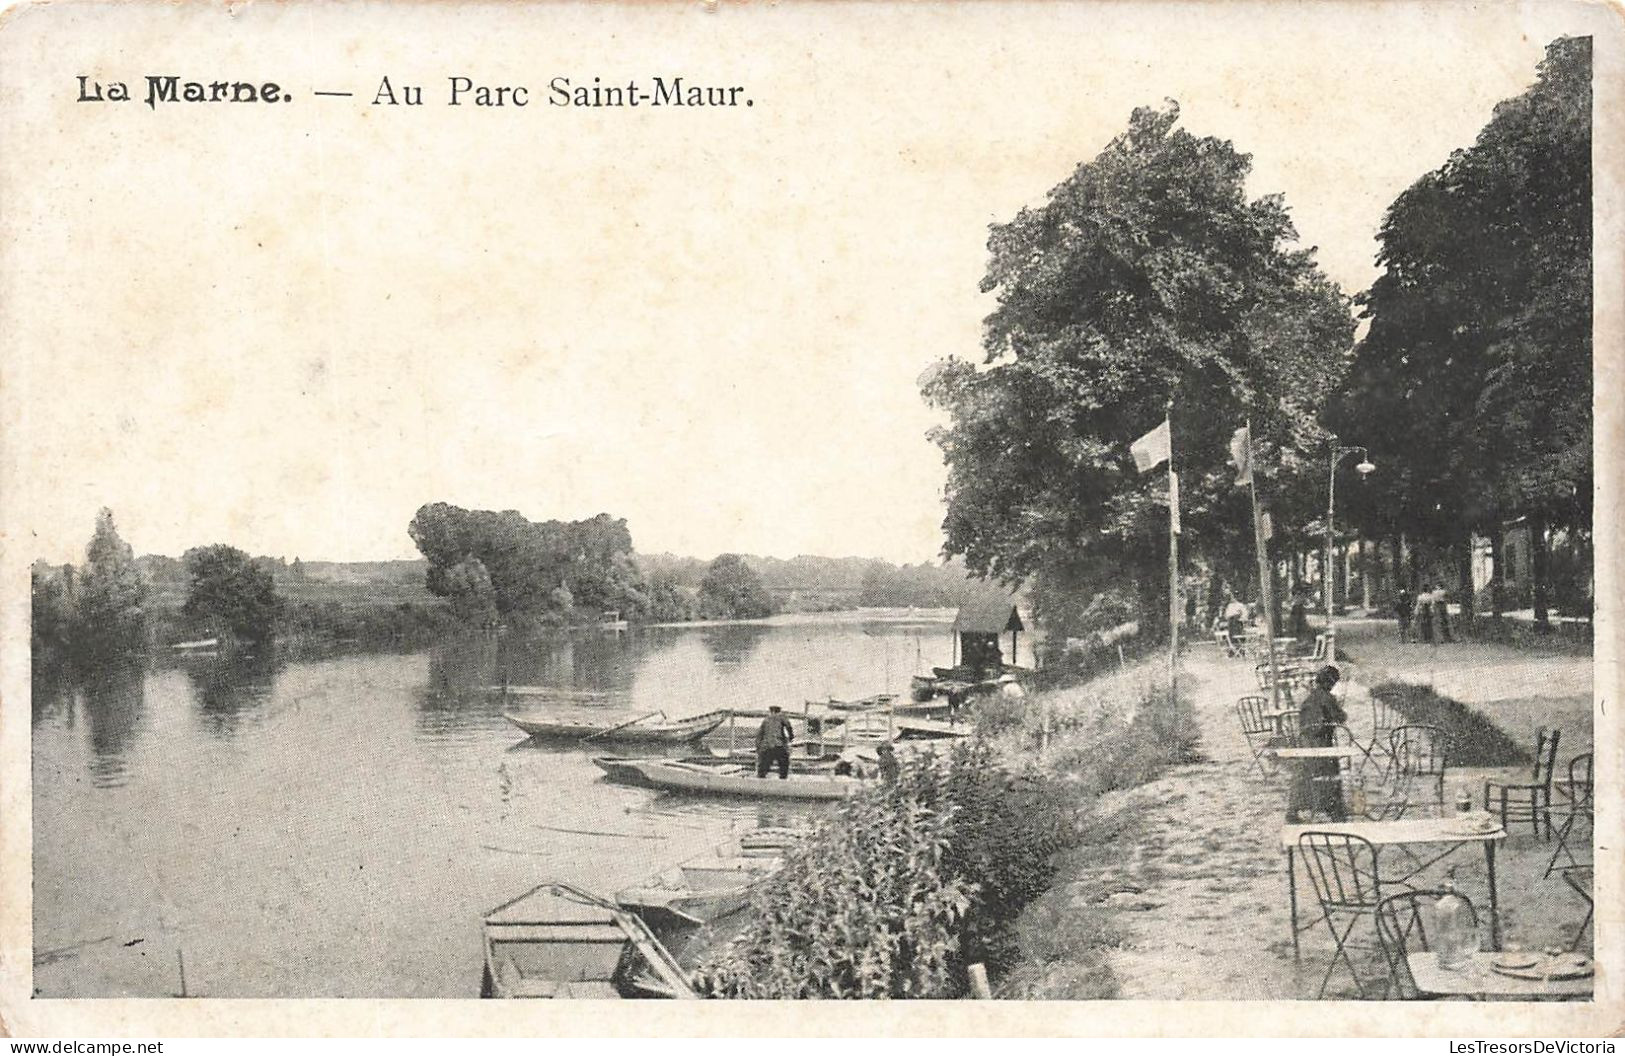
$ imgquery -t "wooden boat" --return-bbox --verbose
[818,693,899,712]
[170,637,220,651]
[617,828,803,935]
[593,756,863,800]
[506,710,729,744]
[599,610,630,631]
[479,881,696,999]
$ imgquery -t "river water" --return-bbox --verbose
[31,609,1030,997]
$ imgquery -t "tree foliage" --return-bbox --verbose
[697,553,776,620]
[73,508,149,655]
[182,544,281,641]
[923,103,1352,626]
[1329,37,1591,618]
[407,503,650,622]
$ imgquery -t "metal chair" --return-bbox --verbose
[1369,693,1403,772]
[1298,832,1387,998]
[1485,726,1560,839]
[1236,695,1279,778]
[1562,866,1593,952]
[1545,753,1593,877]
[1390,725,1448,810]
[1374,889,1480,999]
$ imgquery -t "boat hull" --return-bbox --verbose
[506,711,729,743]
[593,756,859,800]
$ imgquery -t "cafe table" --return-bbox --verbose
[1281,816,1507,961]
[1406,952,1594,1000]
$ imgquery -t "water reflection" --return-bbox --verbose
[183,650,279,738]
[79,660,148,788]
[700,624,771,667]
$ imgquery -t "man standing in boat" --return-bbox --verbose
[755,705,794,780]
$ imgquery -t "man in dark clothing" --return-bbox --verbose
[1394,587,1414,643]
[755,705,794,779]
[1290,665,1349,822]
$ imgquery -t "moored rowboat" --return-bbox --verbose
[616,828,803,937]
[593,756,863,800]
[479,881,695,999]
[506,710,729,743]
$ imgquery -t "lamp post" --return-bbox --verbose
[1326,442,1376,643]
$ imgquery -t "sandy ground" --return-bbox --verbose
[1043,627,1595,1000]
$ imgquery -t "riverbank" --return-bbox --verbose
[1006,622,1595,1000]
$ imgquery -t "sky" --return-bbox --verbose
[0,0,1599,566]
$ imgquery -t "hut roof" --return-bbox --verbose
[952,599,1024,635]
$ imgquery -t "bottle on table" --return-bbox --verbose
[1431,877,1477,970]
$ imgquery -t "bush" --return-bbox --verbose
[693,742,1073,998]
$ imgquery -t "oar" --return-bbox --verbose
[583,710,664,742]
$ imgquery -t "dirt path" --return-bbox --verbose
[1037,639,1594,1000]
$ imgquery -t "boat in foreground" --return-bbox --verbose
[593,755,864,800]
[479,881,696,999]
[505,710,730,743]
[617,827,803,939]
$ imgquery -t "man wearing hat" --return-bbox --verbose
[755,704,794,779]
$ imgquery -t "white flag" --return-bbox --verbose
[1169,470,1181,535]
[1130,419,1171,473]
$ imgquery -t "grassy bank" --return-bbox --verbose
[1369,682,1531,767]
[693,656,1200,999]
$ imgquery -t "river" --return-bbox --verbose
[30,608,1032,997]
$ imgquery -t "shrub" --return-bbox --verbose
[693,742,1073,998]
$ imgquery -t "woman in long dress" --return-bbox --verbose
[1289,666,1348,822]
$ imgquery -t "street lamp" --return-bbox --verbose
[1326,442,1376,642]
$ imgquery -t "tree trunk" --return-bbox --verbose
[1360,537,1372,611]
[1489,526,1506,619]
[1530,509,1551,631]
[1405,535,1420,592]
[1456,530,1475,629]
[1390,535,1404,598]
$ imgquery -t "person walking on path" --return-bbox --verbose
[1289,665,1348,822]
[755,705,794,779]
[1394,586,1414,643]
[1416,586,1434,643]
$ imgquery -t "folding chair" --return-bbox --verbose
[1374,889,1480,999]
[1370,692,1403,774]
[1236,695,1279,778]
[1545,753,1593,877]
[1390,725,1448,810]
[1298,832,1386,998]
[1562,866,1593,952]
[1485,726,1560,839]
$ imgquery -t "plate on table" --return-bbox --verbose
[1446,815,1501,835]
[1492,952,1540,971]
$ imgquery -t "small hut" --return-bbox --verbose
[951,599,1024,676]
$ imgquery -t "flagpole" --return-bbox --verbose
[1166,405,1179,707]
[1245,419,1283,713]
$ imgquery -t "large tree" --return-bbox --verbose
[923,103,1352,630]
[1331,37,1591,624]
[699,554,776,620]
[182,544,282,641]
[73,508,149,656]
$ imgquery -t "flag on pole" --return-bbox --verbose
[1169,470,1181,535]
[1229,425,1252,486]
[1131,419,1171,473]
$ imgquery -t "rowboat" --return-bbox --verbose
[617,828,803,936]
[479,881,696,999]
[505,710,729,744]
[818,693,899,711]
[593,756,863,800]
[170,637,220,651]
